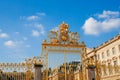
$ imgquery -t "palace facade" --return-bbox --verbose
[85,33,120,80]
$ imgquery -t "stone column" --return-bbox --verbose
[34,64,43,80]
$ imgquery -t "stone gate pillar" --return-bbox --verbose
[34,64,43,80]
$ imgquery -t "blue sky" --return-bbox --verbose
[0,0,120,63]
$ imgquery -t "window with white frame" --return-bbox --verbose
[107,50,110,57]
[112,47,116,54]
[119,45,120,52]
[97,54,99,60]
[102,52,104,59]
[114,60,117,66]
[108,63,112,75]
[114,60,118,73]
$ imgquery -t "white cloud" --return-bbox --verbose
[34,23,45,34]
[4,40,16,47]
[20,15,40,21]
[20,12,46,21]
[0,33,9,38]
[0,29,2,32]
[15,32,19,34]
[97,10,120,18]
[27,15,39,21]
[36,12,46,16]
[51,27,59,31]
[23,37,28,41]
[82,17,101,35]
[24,23,33,27]
[82,10,120,35]
[101,18,120,31]
[25,23,45,37]
[32,30,40,37]
[25,45,31,48]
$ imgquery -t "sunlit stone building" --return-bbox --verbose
[85,33,120,80]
